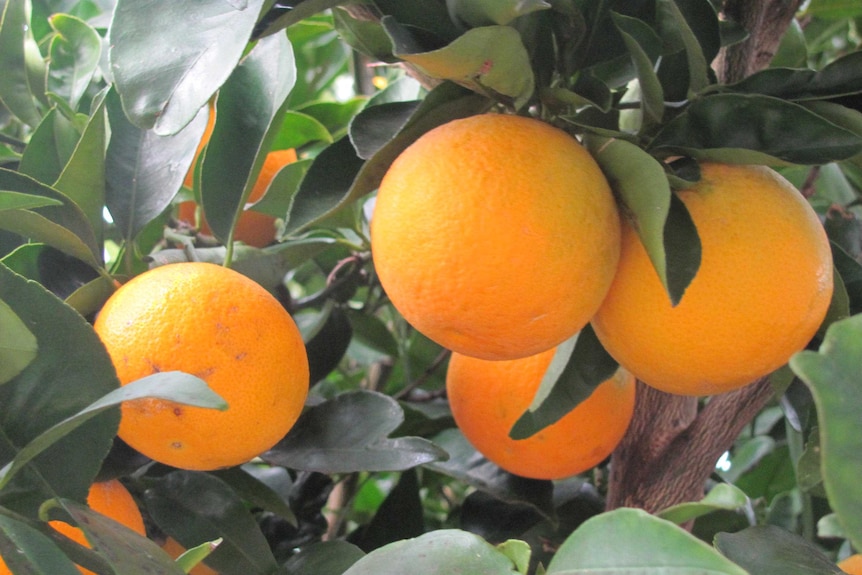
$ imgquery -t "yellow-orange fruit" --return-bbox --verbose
[371,114,620,361]
[179,148,297,248]
[446,348,636,480]
[840,554,862,575]
[0,480,146,575]
[94,262,309,470]
[592,163,833,396]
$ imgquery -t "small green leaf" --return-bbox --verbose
[0,371,225,490]
[109,0,266,134]
[715,525,844,575]
[263,390,448,474]
[547,508,748,574]
[0,514,81,575]
[658,483,750,524]
[649,93,862,165]
[0,0,45,127]
[655,0,716,97]
[611,12,663,126]
[496,539,532,575]
[385,19,534,109]
[509,326,618,440]
[341,529,520,575]
[726,51,862,101]
[270,110,333,151]
[0,299,38,385]
[790,314,862,551]
[0,191,63,211]
[18,108,81,186]
[172,539,221,575]
[446,0,551,27]
[47,14,101,111]
[350,101,422,160]
[250,158,312,220]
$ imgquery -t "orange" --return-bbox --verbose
[591,163,833,396]
[445,348,636,480]
[179,148,298,248]
[370,113,620,361]
[94,262,309,470]
[839,554,862,574]
[161,537,219,575]
[0,480,146,575]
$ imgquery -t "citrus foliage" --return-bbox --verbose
[0,1,861,575]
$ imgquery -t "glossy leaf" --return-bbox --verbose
[0,0,44,127]
[46,498,185,575]
[109,0,266,134]
[0,191,62,211]
[657,483,750,525]
[254,0,353,38]
[611,12,663,126]
[547,508,748,574]
[0,514,81,575]
[284,540,366,575]
[586,135,700,304]
[509,326,618,440]
[263,390,448,474]
[0,299,38,385]
[46,14,101,110]
[146,470,280,575]
[790,314,862,551]
[0,263,118,518]
[199,33,296,245]
[447,0,551,27]
[655,0,718,96]
[350,101,421,160]
[341,529,520,575]
[332,6,397,61]
[105,88,209,241]
[726,51,862,101]
[426,429,556,520]
[18,107,81,185]
[0,370,223,490]
[0,169,102,269]
[212,466,297,526]
[715,525,844,575]
[270,110,333,151]
[251,158,312,219]
[649,93,862,165]
[384,19,534,109]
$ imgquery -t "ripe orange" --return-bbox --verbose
[591,163,833,396]
[0,480,146,575]
[445,348,636,480]
[94,262,309,470]
[839,554,862,575]
[179,148,298,248]
[161,537,219,575]
[371,113,620,361]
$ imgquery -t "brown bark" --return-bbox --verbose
[605,0,802,514]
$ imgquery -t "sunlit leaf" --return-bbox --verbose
[658,483,750,525]
[790,314,862,551]
[547,508,748,574]
[109,0,266,134]
[0,299,38,385]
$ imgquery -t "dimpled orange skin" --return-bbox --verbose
[94,262,309,471]
[591,163,834,396]
[0,480,147,575]
[446,348,636,480]
[371,114,621,361]
[839,554,862,575]
[179,148,298,248]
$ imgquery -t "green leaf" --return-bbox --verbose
[212,466,297,527]
[425,429,556,521]
[384,19,534,109]
[263,390,448,474]
[725,51,862,101]
[0,191,62,211]
[586,135,700,304]
[715,525,844,575]
[145,470,280,575]
[18,107,81,185]
[0,371,225,490]
[0,169,102,269]
[0,0,45,127]
[199,33,296,245]
[332,6,397,61]
[804,0,862,19]
[611,12,663,126]
[658,483,750,524]
[254,0,354,38]
[283,540,366,575]
[509,326,617,440]
[251,158,312,220]
[0,514,81,575]
[341,529,520,575]
[350,101,421,160]
[270,110,333,151]
[655,0,717,97]
[0,262,118,518]
[105,88,209,241]
[546,508,748,574]
[790,314,862,551]
[446,0,551,27]
[172,539,221,575]
[649,93,862,165]
[47,14,101,111]
[109,0,266,134]
[0,299,38,385]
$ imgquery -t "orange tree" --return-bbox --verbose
[1,1,861,574]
